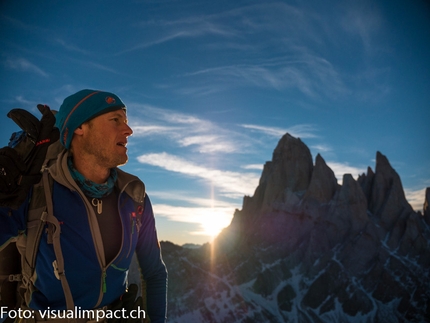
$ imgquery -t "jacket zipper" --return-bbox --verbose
[101,269,107,293]
[68,180,109,307]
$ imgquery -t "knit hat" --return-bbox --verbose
[55,89,126,149]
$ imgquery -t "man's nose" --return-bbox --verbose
[124,123,133,136]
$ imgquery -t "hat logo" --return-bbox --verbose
[105,96,116,104]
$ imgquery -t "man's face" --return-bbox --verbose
[80,109,133,168]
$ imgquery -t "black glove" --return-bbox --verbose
[0,105,59,210]
[109,284,144,323]
[26,105,60,174]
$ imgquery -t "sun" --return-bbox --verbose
[198,207,233,241]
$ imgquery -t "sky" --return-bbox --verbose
[1,0,429,246]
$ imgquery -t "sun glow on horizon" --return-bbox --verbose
[197,208,231,241]
[154,203,235,242]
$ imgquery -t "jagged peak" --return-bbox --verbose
[272,133,309,160]
[315,153,328,168]
[303,153,338,204]
[243,133,313,214]
[271,132,313,191]
[375,151,394,174]
[338,174,367,205]
[370,151,412,232]
[371,151,406,201]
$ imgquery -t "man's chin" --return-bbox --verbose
[116,156,129,167]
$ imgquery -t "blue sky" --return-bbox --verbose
[1,0,429,245]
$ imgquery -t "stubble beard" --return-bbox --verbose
[82,137,128,169]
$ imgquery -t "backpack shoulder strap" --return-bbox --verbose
[40,170,75,310]
[17,146,75,310]
[18,171,50,275]
[14,171,49,308]
[16,142,59,284]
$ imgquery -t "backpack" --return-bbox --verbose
[0,106,69,320]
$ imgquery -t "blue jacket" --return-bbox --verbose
[0,150,167,323]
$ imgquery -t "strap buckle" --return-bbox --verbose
[8,274,22,282]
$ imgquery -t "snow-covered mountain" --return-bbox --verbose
[161,133,430,323]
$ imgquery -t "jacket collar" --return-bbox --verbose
[48,149,145,203]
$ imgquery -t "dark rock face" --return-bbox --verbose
[162,133,430,323]
[243,133,313,214]
[303,153,339,205]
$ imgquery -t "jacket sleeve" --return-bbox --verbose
[0,197,29,250]
[135,194,167,323]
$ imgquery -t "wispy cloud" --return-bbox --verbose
[4,58,48,77]
[79,61,120,74]
[158,16,237,38]
[129,105,323,161]
[179,52,347,98]
[119,3,350,98]
[13,96,44,112]
[3,15,93,55]
[130,104,245,153]
[149,190,235,208]
[310,144,333,153]
[133,2,315,50]
[241,164,263,171]
[241,124,318,139]
[340,2,384,53]
[117,16,238,55]
[132,125,181,137]
[2,15,50,35]
[137,152,259,198]
[404,187,426,212]
[116,32,190,55]
[55,38,92,55]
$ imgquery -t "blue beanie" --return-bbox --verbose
[55,89,126,149]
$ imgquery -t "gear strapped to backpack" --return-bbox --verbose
[0,105,63,320]
[0,105,59,210]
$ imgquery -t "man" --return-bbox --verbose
[0,90,167,322]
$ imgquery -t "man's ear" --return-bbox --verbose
[74,125,84,135]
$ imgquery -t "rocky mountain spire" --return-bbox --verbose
[369,151,413,233]
[303,153,339,205]
[243,133,313,214]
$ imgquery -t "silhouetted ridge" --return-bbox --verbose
[162,133,430,323]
